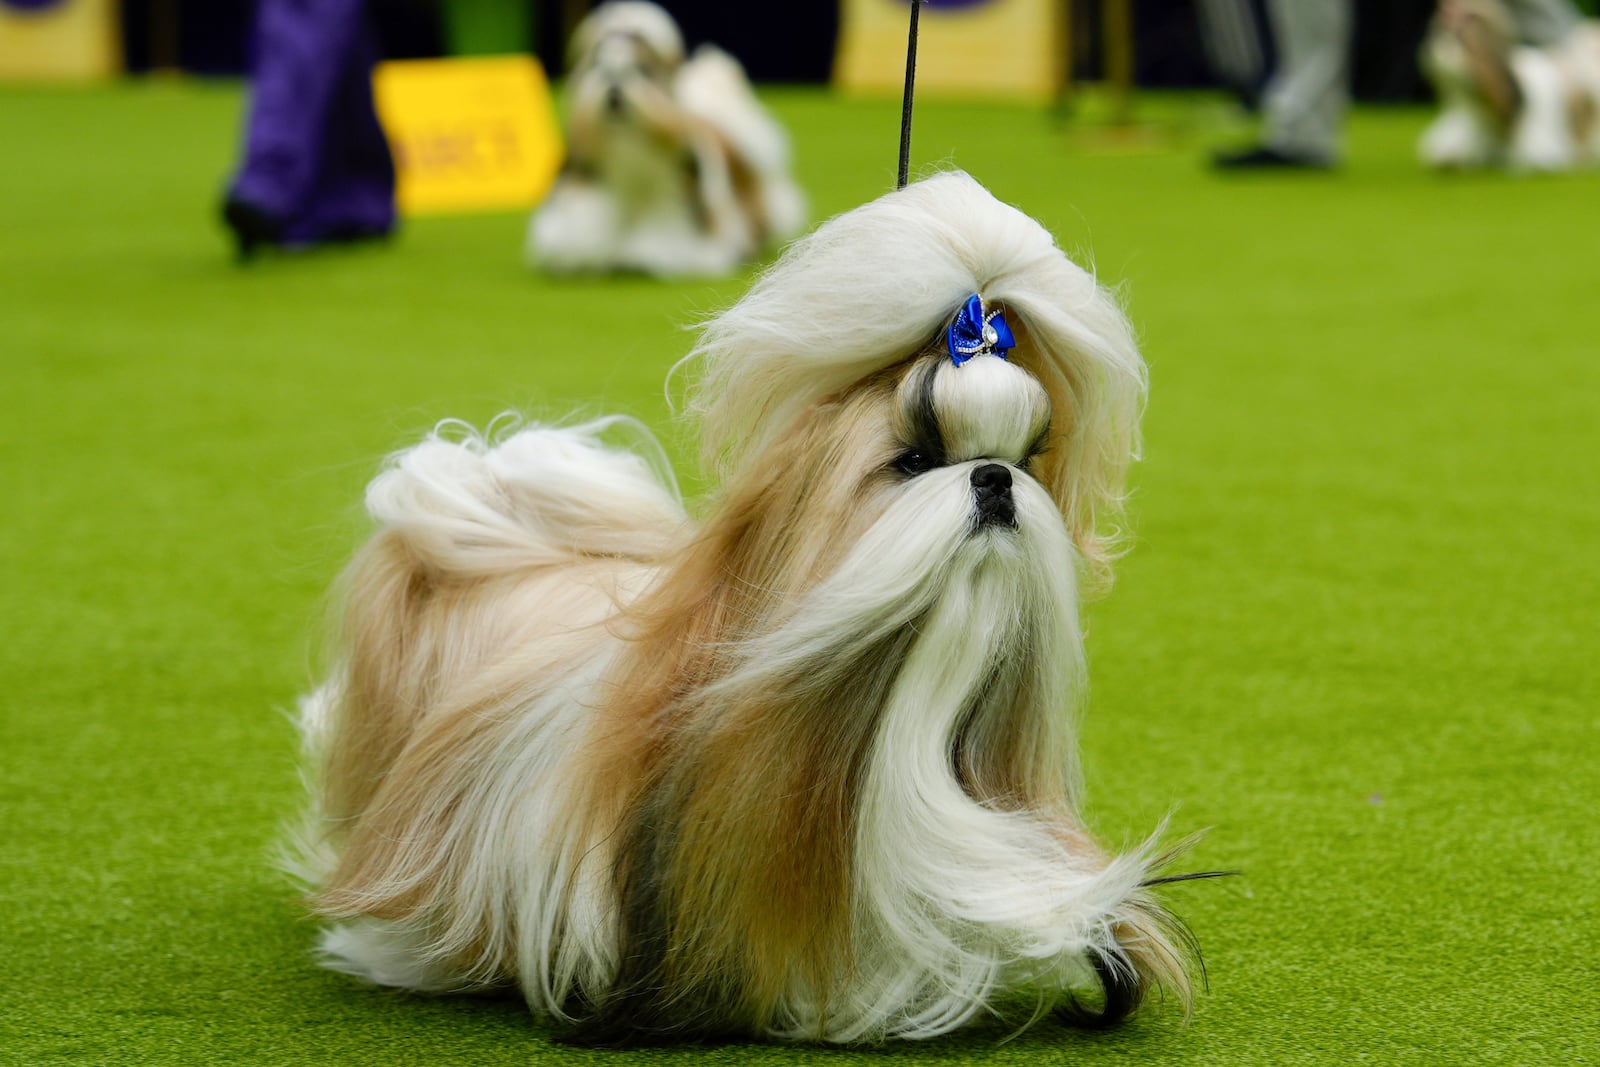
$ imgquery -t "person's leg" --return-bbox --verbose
[223,0,382,253]
[1259,0,1353,163]
[1196,0,1269,107]
[278,18,397,246]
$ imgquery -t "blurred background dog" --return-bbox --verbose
[526,1,804,277]
[1420,0,1600,169]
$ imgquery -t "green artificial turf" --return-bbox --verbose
[3,83,1597,1065]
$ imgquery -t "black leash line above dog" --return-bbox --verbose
[897,0,923,189]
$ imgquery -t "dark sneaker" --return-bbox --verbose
[222,198,287,261]
[1212,145,1334,171]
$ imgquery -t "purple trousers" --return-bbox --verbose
[227,0,396,244]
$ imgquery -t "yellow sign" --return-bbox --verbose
[0,0,119,82]
[373,55,563,216]
[834,0,1063,102]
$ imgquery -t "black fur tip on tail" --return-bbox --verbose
[1056,950,1142,1031]
[1142,868,1241,888]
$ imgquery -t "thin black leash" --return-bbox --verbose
[897,0,923,189]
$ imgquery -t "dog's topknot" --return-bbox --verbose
[569,1,685,72]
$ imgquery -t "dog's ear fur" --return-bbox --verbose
[1452,1,1522,127]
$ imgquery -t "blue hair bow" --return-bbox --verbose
[946,294,1015,366]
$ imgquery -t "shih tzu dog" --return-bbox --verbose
[1420,0,1600,171]
[295,171,1203,1044]
[527,1,804,277]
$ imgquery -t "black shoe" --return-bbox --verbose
[319,221,394,247]
[1212,145,1333,171]
[222,198,286,261]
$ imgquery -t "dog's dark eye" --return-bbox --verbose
[1019,433,1051,473]
[893,450,938,476]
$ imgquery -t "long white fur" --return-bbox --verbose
[302,171,1183,1041]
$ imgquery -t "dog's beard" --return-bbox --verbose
[771,474,1099,1038]
[566,65,680,164]
[591,445,1112,1041]
[710,465,1080,737]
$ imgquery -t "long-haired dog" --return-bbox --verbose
[527,1,804,277]
[296,172,1204,1043]
[1420,0,1600,171]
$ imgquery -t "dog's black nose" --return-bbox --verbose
[605,84,625,114]
[971,463,1016,528]
[971,464,1012,493]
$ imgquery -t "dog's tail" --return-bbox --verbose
[291,417,687,857]
[360,415,686,578]
[676,45,807,243]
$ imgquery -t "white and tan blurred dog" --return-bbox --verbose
[527,1,804,277]
[298,173,1205,1044]
[1420,0,1600,171]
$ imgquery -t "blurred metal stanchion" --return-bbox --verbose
[1102,0,1133,126]
[1055,0,1137,126]
[149,0,180,75]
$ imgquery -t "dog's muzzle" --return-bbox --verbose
[604,83,626,116]
[971,463,1016,529]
